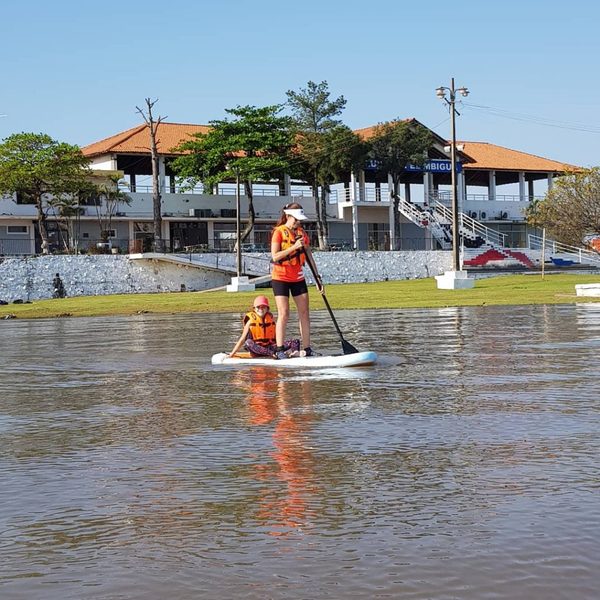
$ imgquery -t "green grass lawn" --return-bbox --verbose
[2,273,600,320]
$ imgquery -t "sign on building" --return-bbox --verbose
[364,159,462,173]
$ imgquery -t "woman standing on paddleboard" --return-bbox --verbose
[271,202,324,359]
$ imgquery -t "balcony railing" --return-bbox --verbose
[331,188,391,203]
[120,182,316,197]
[430,191,544,204]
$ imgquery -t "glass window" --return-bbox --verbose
[213,223,236,251]
[367,223,389,250]
[7,225,28,234]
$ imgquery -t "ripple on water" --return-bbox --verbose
[1,306,600,599]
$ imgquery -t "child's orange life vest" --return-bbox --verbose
[244,310,276,346]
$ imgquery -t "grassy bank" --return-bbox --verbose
[2,273,600,320]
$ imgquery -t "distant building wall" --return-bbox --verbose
[0,251,451,302]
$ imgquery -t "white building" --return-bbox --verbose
[0,119,576,255]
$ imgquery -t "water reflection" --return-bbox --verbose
[1,306,600,599]
[233,368,317,536]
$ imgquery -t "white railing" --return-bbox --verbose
[394,196,451,249]
[527,234,600,266]
[120,183,315,198]
[431,191,544,204]
[434,201,506,247]
[396,196,428,226]
[120,183,205,194]
[331,187,392,203]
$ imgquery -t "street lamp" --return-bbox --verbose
[435,78,469,272]
[225,163,242,277]
[234,167,242,278]
[224,163,254,293]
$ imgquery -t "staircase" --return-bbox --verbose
[395,196,506,250]
[433,201,506,248]
[395,196,451,249]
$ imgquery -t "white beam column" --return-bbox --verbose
[388,173,395,250]
[352,204,359,250]
[162,220,170,246]
[29,221,36,254]
[519,172,526,202]
[350,171,357,203]
[457,170,466,210]
[488,170,496,202]
[423,171,431,204]
[158,157,166,194]
[547,173,554,191]
[207,222,215,249]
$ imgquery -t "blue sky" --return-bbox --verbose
[2,0,598,166]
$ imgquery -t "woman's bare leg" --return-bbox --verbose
[274,294,290,347]
[294,292,310,349]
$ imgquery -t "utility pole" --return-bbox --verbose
[434,79,474,290]
[436,78,469,271]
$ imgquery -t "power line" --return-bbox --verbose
[462,102,600,134]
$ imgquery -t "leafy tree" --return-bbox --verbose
[368,120,432,249]
[0,133,90,253]
[286,81,365,249]
[171,105,294,244]
[525,167,600,245]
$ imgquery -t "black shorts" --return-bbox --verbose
[272,279,308,297]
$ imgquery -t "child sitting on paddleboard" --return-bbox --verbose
[229,295,301,358]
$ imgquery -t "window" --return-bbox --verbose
[367,223,389,250]
[253,223,273,249]
[213,223,236,251]
[7,225,28,234]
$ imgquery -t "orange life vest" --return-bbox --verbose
[273,225,306,267]
[244,310,276,346]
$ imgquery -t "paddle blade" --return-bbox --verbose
[342,338,359,355]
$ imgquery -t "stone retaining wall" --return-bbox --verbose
[0,251,451,302]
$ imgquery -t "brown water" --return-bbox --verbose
[1,305,599,599]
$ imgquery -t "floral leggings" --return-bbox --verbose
[245,338,301,357]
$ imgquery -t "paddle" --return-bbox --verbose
[303,249,359,355]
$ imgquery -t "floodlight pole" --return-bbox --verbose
[449,79,460,271]
[235,168,242,278]
[436,78,469,272]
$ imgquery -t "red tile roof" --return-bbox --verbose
[353,119,415,141]
[82,121,579,173]
[457,141,578,172]
[82,122,210,157]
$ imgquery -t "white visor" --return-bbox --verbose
[284,208,307,221]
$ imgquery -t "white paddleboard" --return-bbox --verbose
[211,350,378,368]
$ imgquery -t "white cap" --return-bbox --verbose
[284,208,307,221]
